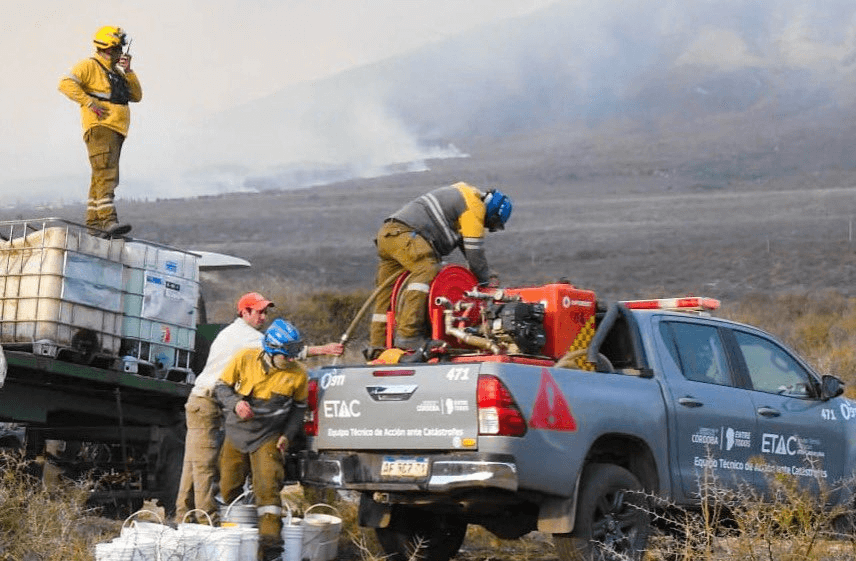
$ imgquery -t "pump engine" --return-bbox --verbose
[482,299,546,355]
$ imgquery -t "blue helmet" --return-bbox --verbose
[484,189,512,232]
[263,318,303,358]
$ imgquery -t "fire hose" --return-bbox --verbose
[434,296,501,354]
[332,272,400,365]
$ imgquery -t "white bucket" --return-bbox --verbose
[94,541,113,561]
[102,535,158,561]
[239,527,260,561]
[281,501,304,561]
[222,490,259,528]
[115,509,170,561]
[301,504,342,561]
[211,527,243,561]
[174,509,218,561]
[120,509,166,538]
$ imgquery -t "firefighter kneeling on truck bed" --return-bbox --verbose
[369,182,512,356]
[214,319,312,561]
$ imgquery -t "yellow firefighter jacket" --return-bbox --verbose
[58,56,142,137]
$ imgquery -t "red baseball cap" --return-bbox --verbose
[237,292,274,313]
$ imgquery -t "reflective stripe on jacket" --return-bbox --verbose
[215,348,308,453]
[388,182,490,282]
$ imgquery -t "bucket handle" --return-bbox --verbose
[181,508,213,526]
[225,489,251,520]
[122,508,164,531]
[304,503,342,519]
[279,499,297,526]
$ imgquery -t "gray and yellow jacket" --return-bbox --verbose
[388,182,490,283]
[214,348,307,453]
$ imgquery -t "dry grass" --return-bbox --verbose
[0,451,120,561]
[267,286,373,364]
[645,465,856,561]
[6,289,856,560]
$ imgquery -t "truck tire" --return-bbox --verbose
[375,507,467,561]
[554,463,649,561]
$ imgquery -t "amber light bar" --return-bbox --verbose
[621,296,720,311]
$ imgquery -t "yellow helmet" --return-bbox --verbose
[93,26,127,50]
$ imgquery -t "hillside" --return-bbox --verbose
[11,104,856,322]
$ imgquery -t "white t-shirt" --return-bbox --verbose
[191,317,262,395]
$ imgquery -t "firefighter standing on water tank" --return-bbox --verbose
[58,26,142,238]
[369,182,512,354]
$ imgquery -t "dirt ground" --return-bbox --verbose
[96,167,856,318]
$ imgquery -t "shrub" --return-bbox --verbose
[647,461,856,561]
[0,450,119,561]
[268,287,372,363]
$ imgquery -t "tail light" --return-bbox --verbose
[477,375,527,436]
[304,378,319,436]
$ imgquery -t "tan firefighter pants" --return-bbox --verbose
[83,126,125,229]
[220,436,285,554]
[371,220,440,347]
[174,394,221,524]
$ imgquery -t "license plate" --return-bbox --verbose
[380,456,429,478]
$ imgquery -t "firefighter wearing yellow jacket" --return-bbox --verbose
[214,319,308,561]
[370,182,513,353]
[58,26,142,238]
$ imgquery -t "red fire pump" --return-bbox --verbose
[384,265,598,364]
[382,265,720,365]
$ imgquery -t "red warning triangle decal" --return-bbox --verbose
[529,368,577,431]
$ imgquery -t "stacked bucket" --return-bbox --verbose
[94,502,343,561]
[95,509,255,561]
[221,494,261,561]
[283,503,342,561]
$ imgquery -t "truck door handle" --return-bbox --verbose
[756,406,781,418]
[678,397,703,408]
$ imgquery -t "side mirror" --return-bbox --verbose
[821,375,845,400]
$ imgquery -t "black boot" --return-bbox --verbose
[105,222,132,238]
[260,544,283,561]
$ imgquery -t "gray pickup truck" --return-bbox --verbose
[301,295,852,561]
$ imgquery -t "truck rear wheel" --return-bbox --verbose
[554,463,649,561]
[375,507,467,561]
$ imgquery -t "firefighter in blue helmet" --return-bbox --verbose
[369,182,512,354]
[215,319,316,560]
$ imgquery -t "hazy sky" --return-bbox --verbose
[5,0,855,207]
[0,0,558,204]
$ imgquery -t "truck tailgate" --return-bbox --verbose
[314,363,479,451]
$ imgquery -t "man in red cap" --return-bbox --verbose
[175,292,342,524]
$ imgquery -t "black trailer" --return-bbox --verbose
[0,347,189,514]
